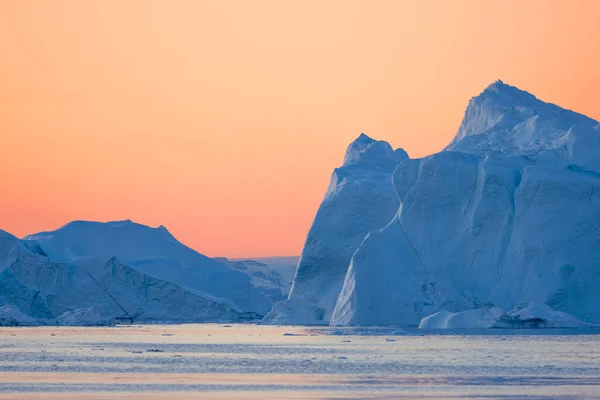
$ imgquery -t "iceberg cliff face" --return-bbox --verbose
[263,134,408,324]
[263,81,600,327]
[331,81,600,326]
[25,220,272,315]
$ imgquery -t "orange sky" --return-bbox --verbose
[1,1,599,257]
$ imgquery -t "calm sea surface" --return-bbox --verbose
[1,324,599,399]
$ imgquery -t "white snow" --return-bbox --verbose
[263,134,408,325]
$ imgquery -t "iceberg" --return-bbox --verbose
[418,307,505,329]
[25,220,272,315]
[332,81,600,326]
[0,229,242,324]
[331,81,600,326]
[264,80,600,327]
[493,302,594,328]
[263,134,408,324]
[419,303,593,329]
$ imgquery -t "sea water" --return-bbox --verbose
[0,324,599,399]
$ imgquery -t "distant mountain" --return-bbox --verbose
[266,80,600,327]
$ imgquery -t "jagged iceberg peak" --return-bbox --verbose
[447,80,598,161]
[263,133,409,325]
[482,79,535,98]
[343,133,408,172]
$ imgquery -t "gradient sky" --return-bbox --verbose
[1,1,599,257]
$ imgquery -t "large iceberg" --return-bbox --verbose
[263,134,408,324]
[0,229,243,323]
[267,80,600,327]
[332,81,600,326]
[25,220,272,315]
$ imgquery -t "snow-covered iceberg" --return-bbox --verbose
[264,80,600,327]
[332,81,600,326]
[0,229,242,324]
[331,81,600,326]
[25,220,272,315]
[263,134,408,324]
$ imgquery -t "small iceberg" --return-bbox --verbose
[419,303,594,329]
